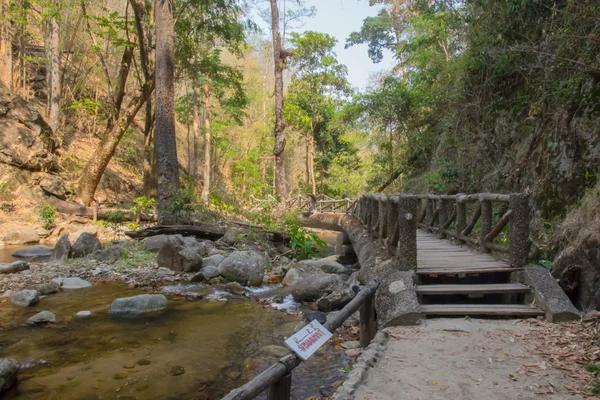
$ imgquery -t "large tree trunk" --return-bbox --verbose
[0,0,13,89]
[77,77,155,205]
[201,80,211,204]
[154,0,180,224]
[47,3,61,133]
[192,82,200,179]
[270,0,287,202]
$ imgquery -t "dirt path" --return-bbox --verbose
[353,319,585,400]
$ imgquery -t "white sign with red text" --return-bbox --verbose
[284,320,332,361]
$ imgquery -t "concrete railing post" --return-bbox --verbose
[509,193,530,267]
[378,195,388,240]
[370,195,379,238]
[479,197,493,253]
[438,199,449,239]
[386,196,399,254]
[456,195,466,244]
[397,196,417,270]
[425,198,434,228]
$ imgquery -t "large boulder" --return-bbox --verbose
[11,289,39,307]
[109,294,168,317]
[157,236,203,272]
[0,359,20,394]
[71,232,102,258]
[202,254,226,268]
[0,261,29,274]
[143,234,178,252]
[292,274,343,302]
[299,259,346,274]
[49,234,71,264]
[39,175,66,199]
[51,277,91,289]
[12,245,52,258]
[27,311,56,325]
[190,265,220,282]
[89,245,122,263]
[0,82,56,171]
[34,281,60,295]
[218,250,265,286]
[2,228,39,245]
[71,225,99,242]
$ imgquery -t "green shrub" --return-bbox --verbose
[37,204,57,230]
[285,217,326,260]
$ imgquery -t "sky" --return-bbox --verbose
[297,0,395,89]
[252,0,396,90]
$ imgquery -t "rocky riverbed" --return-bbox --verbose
[0,226,364,398]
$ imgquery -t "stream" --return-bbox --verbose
[0,262,350,399]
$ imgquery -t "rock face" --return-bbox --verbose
[71,225,99,242]
[0,81,56,171]
[299,259,346,274]
[90,246,122,263]
[0,358,20,394]
[39,175,66,199]
[71,232,102,258]
[109,294,168,317]
[2,228,40,245]
[11,289,39,307]
[157,236,203,272]
[191,265,220,282]
[0,261,29,274]
[218,251,265,286]
[52,277,92,289]
[27,311,56,325]
[49,234,71,264]
[292,274,343,302]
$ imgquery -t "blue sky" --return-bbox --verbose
[297,0,395,89]
[251,0,396,89]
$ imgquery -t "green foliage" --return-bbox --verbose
[127,223,140,231]
[539,260,553,271]
[131,196,156,218]
[284,217,326,260]
[37,204,57,230]
[0,182,12,202]
[586,364,600,395]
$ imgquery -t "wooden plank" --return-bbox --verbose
[421,304,543,316]
[417,267,519,275]
[416,283,531,295]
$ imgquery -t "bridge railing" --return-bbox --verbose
[249,194,356,214]
[354,193,530,267]
[221,280,380,400]
[414,193,530,267]
[353,194,418,269]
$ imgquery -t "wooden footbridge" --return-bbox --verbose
[225,192,578,400]
[353,193,543,318]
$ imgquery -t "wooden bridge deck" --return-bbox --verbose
[414,230,543,317]
[416,230,516,275]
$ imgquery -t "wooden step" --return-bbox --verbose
[416,283,531,295]
[417,266,521,275]
[421,304,544,316]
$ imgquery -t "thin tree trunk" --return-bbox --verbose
[201,80,210,204]
[112,44,134,122]
[307,129,316,195]
[0,0,13,89]
[77,77,155,205]
[48,3,61,133]
[18,0,26,95]
[142,117,156,196]
[154,0,180,223]
[270,0,287,202]
[192,82,200,179]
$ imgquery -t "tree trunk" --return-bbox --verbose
[270,0,287,202]
[0,0,13,89]
[307,124,316,195]
[77,77,155,205]
[201,80,211,204]
[154,0,180,224]
[18,0,26,94]
[192,81,200,180]
[48,4,61,133]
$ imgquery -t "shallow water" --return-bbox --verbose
[0,282,350,399]
[0,245,34,263]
